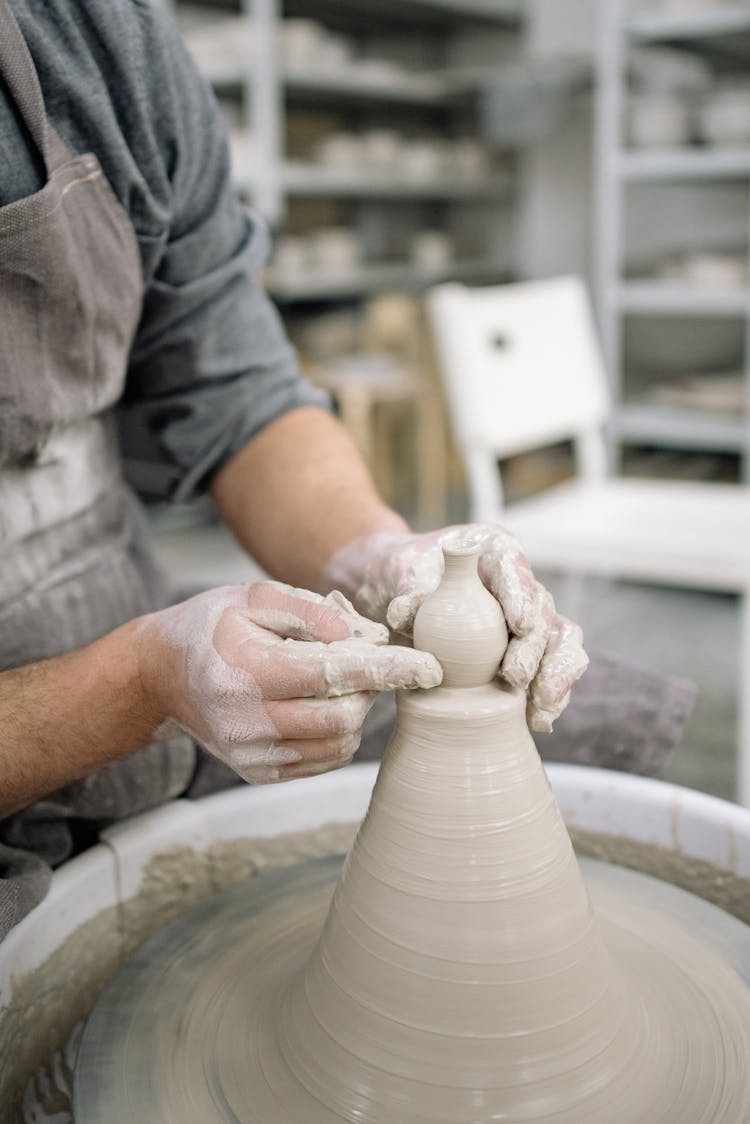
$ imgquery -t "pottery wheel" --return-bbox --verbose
[75,544,750,1122]
[75,854,750,1123]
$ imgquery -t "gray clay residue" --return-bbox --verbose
[1,820,358,1122]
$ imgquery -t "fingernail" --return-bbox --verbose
[246,765,281,783]
[409,653,443,688]
[502,665,531,690]
[528,709,554,734]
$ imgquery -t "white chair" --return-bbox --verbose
[427,275,750,805]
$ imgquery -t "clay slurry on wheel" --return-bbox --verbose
[75,541,750,1122]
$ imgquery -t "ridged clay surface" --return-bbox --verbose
[75,542,750,1122]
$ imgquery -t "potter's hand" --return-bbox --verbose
[330,526,588,733]
[139,582,442,783]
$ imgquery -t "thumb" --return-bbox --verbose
[386,591,423,635]
[244,582,389,645]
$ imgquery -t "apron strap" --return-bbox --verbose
[0,0,70,172]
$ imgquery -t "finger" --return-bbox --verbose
[222,738,306,784]
[501,631,547,691]
[223,734,359,785]
[266,693,374,740]
[276,732,360,762]
[500,585,555,689]
[275,756,353,782]
[255,639,442,699]
[478,533,539,636]
[530,615,589,712]
[231,763,287,785]
[239,756,355,786]
[243,581,388,645]
[528,688,572,734]
[386,591,424,635]
[382,528,496,636]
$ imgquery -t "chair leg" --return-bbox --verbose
[738,591,750,808]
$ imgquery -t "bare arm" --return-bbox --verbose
[209,406,408,595]
[0,409,415,817]
[0,620,161,819]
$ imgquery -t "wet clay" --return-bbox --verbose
[570,827,750,927]
[1,822,358,1121]
[74,541,750,1122]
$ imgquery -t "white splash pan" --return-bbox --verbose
[2,762,750,1010]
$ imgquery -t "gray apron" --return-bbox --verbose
[0,0,198,942]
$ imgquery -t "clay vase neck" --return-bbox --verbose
[412,541,508,687]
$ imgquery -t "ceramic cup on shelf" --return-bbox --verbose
[271,235,310,278]
[361,129,404,173]
[410,231,453,272]
[400,139,446,181]
[627,93,692,148]
[656,0,738,10]
[314,132,364,169]
[680,251,747,287]
[316,33,353,71]
[452,138,488,180]
[278,19,325,68]
[308,228,361,272]
[696,84,750,146]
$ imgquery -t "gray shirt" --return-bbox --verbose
[1,0,329,499]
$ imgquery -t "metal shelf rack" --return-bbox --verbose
[594,0,750,476]
[170,0,519,298]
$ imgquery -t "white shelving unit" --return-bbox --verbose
[173,0,520,305]
[267,258,509,301]
[594,0,750,475]
[277,162,511,200]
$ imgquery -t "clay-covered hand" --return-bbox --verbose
[328,525,588,733]
[138,581,442,783]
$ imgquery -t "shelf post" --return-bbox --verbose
[246,0,283,225]
[593,0,625,470]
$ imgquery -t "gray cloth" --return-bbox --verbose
[2,0,329,503]
[536,647,697,776]
[356,648,697,778]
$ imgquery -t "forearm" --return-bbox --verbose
[0,620,163,818]
[210,407,409,596]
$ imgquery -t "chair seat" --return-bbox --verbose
[502,477,750,594]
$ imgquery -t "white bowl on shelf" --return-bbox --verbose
[361,129,404,173]
[316,33,353,71]
[278,19,325,68]
[307,228,361,272]
[657,250,747,287]
[451,138,489,180]
[410,231,454,272]
[314,132,364,169]
[271,235,310,277]
[182,16,253,68]
[357,58,406,84]
[649,371,745,414]
[628,46,713,96]
[656,0,740,9]
[400,140,447,181]
[628,93,692,148]
[696,85,750,146]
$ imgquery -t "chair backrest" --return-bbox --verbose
[427,276,611,514]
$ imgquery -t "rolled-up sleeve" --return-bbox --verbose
[117,7,329,501]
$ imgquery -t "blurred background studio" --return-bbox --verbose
[151,0,750,804]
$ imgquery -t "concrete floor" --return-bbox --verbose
[540,573,739,804]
